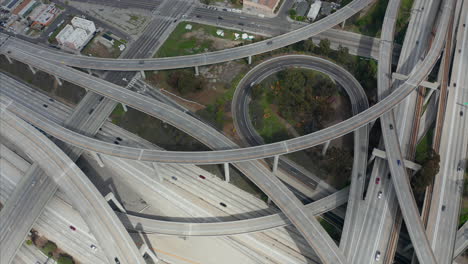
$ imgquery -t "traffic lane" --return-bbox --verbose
[0,112,146,264]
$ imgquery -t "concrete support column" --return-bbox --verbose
[54,75,62,86]
[5,54,13,64]
[91,152,104,167]
[368,153,376,164]
[140,70,146,79]
[152,162,163,182]
[248,55,252,65]
[267,196,272,205]
[223,162,230,182]
[121,103,128,112]
[423,88,436,106]
[104,192,126,213]
[341,19,346,29]
[139,243,159,263]
[28,64,36,75]
[87,68,92,75]
[321,140,331,156]
[194,66,199,76]
[272,155,279,174]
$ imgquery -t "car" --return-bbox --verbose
[460,111,464,116]
[377,191,383,199]
[217,16,223,20]
[458,162,462,172]
[397,160,401,166]
[88,109,94,114]
[375,251,381,261]
[114,141,119,145]
[266,40,273,45]
[116,137,122,141]
[90,244,97,251]
[99,96,104,102]
[69,225,76,231]
[219,202,227,207]
[114,257,120,264]
[222,8,227,11]
[49,98,54,102]
[196,15,201,18]
[238,22,244,26]
[171,176,177,180]
[389,124,393,129]
[43,104,48,108]
[375,177,380,184]
[441,205,446,211]
[199,175,206,179]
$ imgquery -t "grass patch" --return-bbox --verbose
[345,0,389,37]
[395,0,414,44]
[415,127,434,163]
[155,22,256,57]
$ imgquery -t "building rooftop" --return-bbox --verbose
[296,1,309,17]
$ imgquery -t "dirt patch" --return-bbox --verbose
[183,29,242,50]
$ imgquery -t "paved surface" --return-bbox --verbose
[426,1,468,262]
[0,0,375,71]
[0,164,56,264]
[454,221,468,258]
[0,107,146,264]
[0,72,350,238]
[375,0,455,263]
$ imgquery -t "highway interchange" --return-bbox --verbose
[0,0,467,263]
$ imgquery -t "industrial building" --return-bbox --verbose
[243,0,280,17]
[55,16,96,51]
[307,1,321,21]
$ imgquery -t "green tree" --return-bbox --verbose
[250,84,264,100]
[41,241,57,257]
[57,255,74,264]
[317,39,332,56]
[289,9,297,18]
[413,149,440,192]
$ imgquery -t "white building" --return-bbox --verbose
[71,16,96,34]
[65,27,89,50]
[55,24,74,45]
[55,16,95,50]
[307,1,322,21]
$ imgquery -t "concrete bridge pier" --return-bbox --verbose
[91,152,104,167]
[28,65,36,75]
[140,70,146,79]
[194,66,199,76]
[104,192,126,213]
[248,55,252,65]
[139,243,159,263]
[341,20,346,29]
[54,75,63,86]
[152,162,163,182]
[272,155,279,174]
[224,162,230,182]
[121,103,128,112]
[87,68,92,75]
[322,140,331,156]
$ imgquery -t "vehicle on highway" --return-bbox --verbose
[116,137,122,141]
[88,109,94,114]
[69,225,76,231]
[114,257,120,264]
[389,124,393,129]
[266,40,273,45]
[220,202,227,207]
[375,177,380,184]
[218,16,223,20]
[114,141,119,145]
[199,175,206,179]
[49,98,54,102]
[99,96,104,102]
[377,191,382,199]
[457,162,462,172]
[375,251,381,261]
[442,205,446,211]
[171,176,177,180]
[460,111,464,116]
[90,244,97,251]
[43,104,48,108]
[397,160,401,166]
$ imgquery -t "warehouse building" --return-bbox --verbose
[55,16,96,51]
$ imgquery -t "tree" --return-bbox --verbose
[41,241,57,257]
[413,149,440,192]
[317,39,332,56]
[250,84,264,100]
[168,70,203,95]
[57,255,74,264]
[289,9,297,18]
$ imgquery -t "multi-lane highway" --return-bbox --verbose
[0,103,146,264]
[0,0,375,71]
[426,1,468,262]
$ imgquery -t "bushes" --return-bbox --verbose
[167,70,204,95]
[57,255,74,264]
[41,241,57,257]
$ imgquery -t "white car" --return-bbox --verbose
[375,251,381,261]
[377,191,383,199]
[90,245,97,251]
